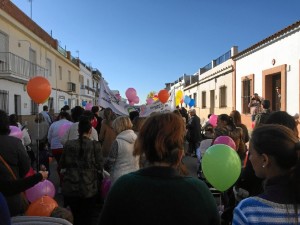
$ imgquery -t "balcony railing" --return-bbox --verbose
[215,50,231,66]
[0,52,47,82]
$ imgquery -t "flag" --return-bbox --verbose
[98,78,175,116]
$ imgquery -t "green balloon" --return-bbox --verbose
[202,144,241,192]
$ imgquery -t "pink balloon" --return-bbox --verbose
[252,121,255,129]
[125,88,137,101]
[85,103,93,111]
[58,122,72,138]
[25,180,56,203]
[146,98,154,105]
[129,101,135,106]
[213,135,236,150]
[133,96,139,104]
[9,126,23,139]
[209,114,218,127]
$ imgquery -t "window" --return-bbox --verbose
[31,100,38,115]
[0,90,9,112]
[241,75,253,114]
[219,85,227,108]
[68,70,71,82]
[48,97,54,111]
[59,66,62,80]
[193,93,197,107]
[201,91,206,108]
[87,79,90,94]
[46,58,52,76]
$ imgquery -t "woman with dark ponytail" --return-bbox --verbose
[233,124,300,224]
[60,117,103,225]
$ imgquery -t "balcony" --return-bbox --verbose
[0,52,47,84]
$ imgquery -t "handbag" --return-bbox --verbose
[0,154,30,212]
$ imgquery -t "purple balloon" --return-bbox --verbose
[25,180,56,203]
[9,126,23,140]
[213,135,236,150]
[85,103,93,111]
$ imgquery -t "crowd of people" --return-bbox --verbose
[0,99,299,225]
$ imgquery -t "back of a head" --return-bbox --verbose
[82,110,94,121]
[91,106,99,114]
[132,117,146,133]
[129,110,140,122]
[262,100,270,109]
[265,111,296,132]
[230,110,241,125]
[71,106,84,122]
[9,114,18,126]
[251,124,299,173]
[134,113,185,165]
[112,116,132,134]
[43,105,48,111]
[0,110,10,135]
[104,107,114,121]
[78,118,92,136]
[50,207,74,224]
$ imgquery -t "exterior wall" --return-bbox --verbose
[79,63,94,106]
[197,59,234,121]
[235,26,300,127]
[0,2,80,115]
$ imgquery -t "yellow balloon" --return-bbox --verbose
[176,90,183,99]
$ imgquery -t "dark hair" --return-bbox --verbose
[61,105,70,112]
[71,106,84,122]
[78,118,92,157]
[230,110,242,126]
[43,105,48,111]
[218,114,236,129]
[133,113,186,174]
[103,108,115,124]
[91,106,99,114]
[265,111,297,137]
[0,110,10,135]
[58,111,71,121]
[132,117,146,133]
[251,124,300,213]
[9,114,19,127]
[50,207,73,223]
[262,100,270,109]
[82,110,94,121]
[129,111,139,122]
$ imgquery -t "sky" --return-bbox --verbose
[11,0,300,103]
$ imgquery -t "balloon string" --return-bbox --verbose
[37,105,40,172]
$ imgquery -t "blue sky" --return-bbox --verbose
[11,0,300,103]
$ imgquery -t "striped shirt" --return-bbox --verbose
[232,197,299,225]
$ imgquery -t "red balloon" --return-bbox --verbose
[158,89,169,104]
[26,196,58,217]
[27,76,51,104]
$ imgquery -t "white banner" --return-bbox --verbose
[98,78,176,117]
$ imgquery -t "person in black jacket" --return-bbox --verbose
[186,109,202,157]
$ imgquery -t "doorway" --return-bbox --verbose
[272,74,281,111]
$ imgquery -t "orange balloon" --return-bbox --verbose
[158,89,169,104]
[27,76,51,104]
[26,196,58,217]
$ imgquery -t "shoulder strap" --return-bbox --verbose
[0,155,17,180]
